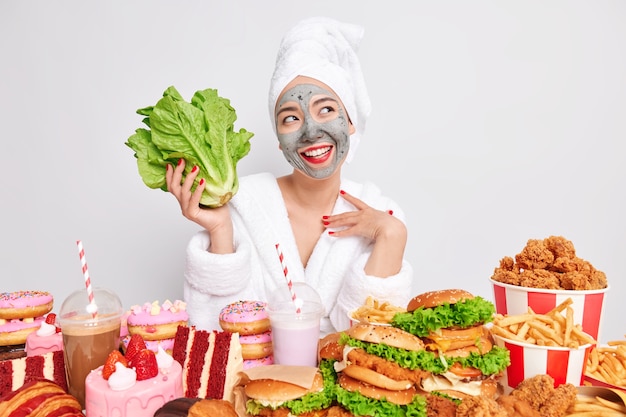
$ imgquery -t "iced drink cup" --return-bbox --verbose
[58,288,122,409]
[268,282,324,367]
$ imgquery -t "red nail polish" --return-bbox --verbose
[178,159,183,166]
[191,166,198,173]
[323,221,329,226]
[328,231,335,235]
[388,210,394,216]
[165,164,169,172]
[199,178,205,186]
[340,190,346,195]
[322,215,329,220]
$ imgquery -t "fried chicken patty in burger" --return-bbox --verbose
[390,289,510,399]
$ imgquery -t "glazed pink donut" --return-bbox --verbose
[243,355,274,370]
[219,301,270,336]
[0,316,45,346]
[127,300,188,341]
[121,334,176,354]
[239,330,273,360]
[0,291,53,320]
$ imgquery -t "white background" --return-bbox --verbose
[1,1,623,342]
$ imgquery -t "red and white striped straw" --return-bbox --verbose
[275,243,301,314]
[76,240,97,317]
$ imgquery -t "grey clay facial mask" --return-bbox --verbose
[275,84,350,179]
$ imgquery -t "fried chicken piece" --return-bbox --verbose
[550,256,581,273]
[543,236,576,259]
[511,374,577,417]
[425,393,457,417]
[515,239,555,270]
[491,257,522,285]
[560,272,592,290]
[491,268,521,286]
[493,236,606,290]
[325,406,355,417]
[500,256,516,271]
[512,374,554,409]
[589,270,608,289]
[346,349,429,385]
[496,395,540,417]
[519,269,561,289]
[541,383,577,417]
[456,395,507,417]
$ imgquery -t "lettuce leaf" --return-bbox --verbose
[246,360,337,416]
[335,386,427,417]
[125,86,253,207]
[391,296,496,337]
[340,334,509,376]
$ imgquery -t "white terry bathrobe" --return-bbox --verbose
[183,172,413,336]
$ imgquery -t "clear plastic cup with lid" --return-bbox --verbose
[58,287,123,408]
[267,282,324,367]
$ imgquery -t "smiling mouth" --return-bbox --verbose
[302,145,332,158]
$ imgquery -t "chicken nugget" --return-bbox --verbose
[519,269,561,289]
[543,236,576,259]
[515,239,555,270]
[589,270,608,289]
[491,268,521,286]
[560,272,592,290]
[540,383,577,417]
[456,395,507,417]
[550,256,579,273]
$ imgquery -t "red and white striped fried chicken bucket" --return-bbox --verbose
[493,334,592,392]
[490,279,609,341]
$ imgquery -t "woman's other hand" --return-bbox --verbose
[323,189,407,277]
[166,159,233,253]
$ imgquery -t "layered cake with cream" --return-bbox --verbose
[171,325,243,401]
[85,335,183,417]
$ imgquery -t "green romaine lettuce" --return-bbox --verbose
[340,333,510,376]
[125,86,253,207]
[391,296,496,337]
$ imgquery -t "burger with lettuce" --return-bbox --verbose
[328,324,430,416]
[244,365,338,417]
[390,289,510,399]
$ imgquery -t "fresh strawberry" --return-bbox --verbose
[129,348,158,381]
[125,334,147,362]
[102,350,128,380]
[45,313,56,325]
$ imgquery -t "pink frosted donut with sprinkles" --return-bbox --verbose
[243,355,274,370]
[126,299,188,341]
[0,291,53,320]
[219,300,270,336]
[239,330,273,360]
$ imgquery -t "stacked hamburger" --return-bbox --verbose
[320,289,510,416]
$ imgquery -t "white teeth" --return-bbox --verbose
[304,146,331,157]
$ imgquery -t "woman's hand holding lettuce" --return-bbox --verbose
[125,86,253,207]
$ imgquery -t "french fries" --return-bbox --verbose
[566,395,626,417]
[350,296,405,324]
[491,297,596,348]
[585,336,626,389]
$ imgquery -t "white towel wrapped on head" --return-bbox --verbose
[268,16,372,163]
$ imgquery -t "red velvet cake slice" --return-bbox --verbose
[0,350,66,397]
[171,325,243,402]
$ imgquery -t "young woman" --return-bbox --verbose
[165,17,413,335]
